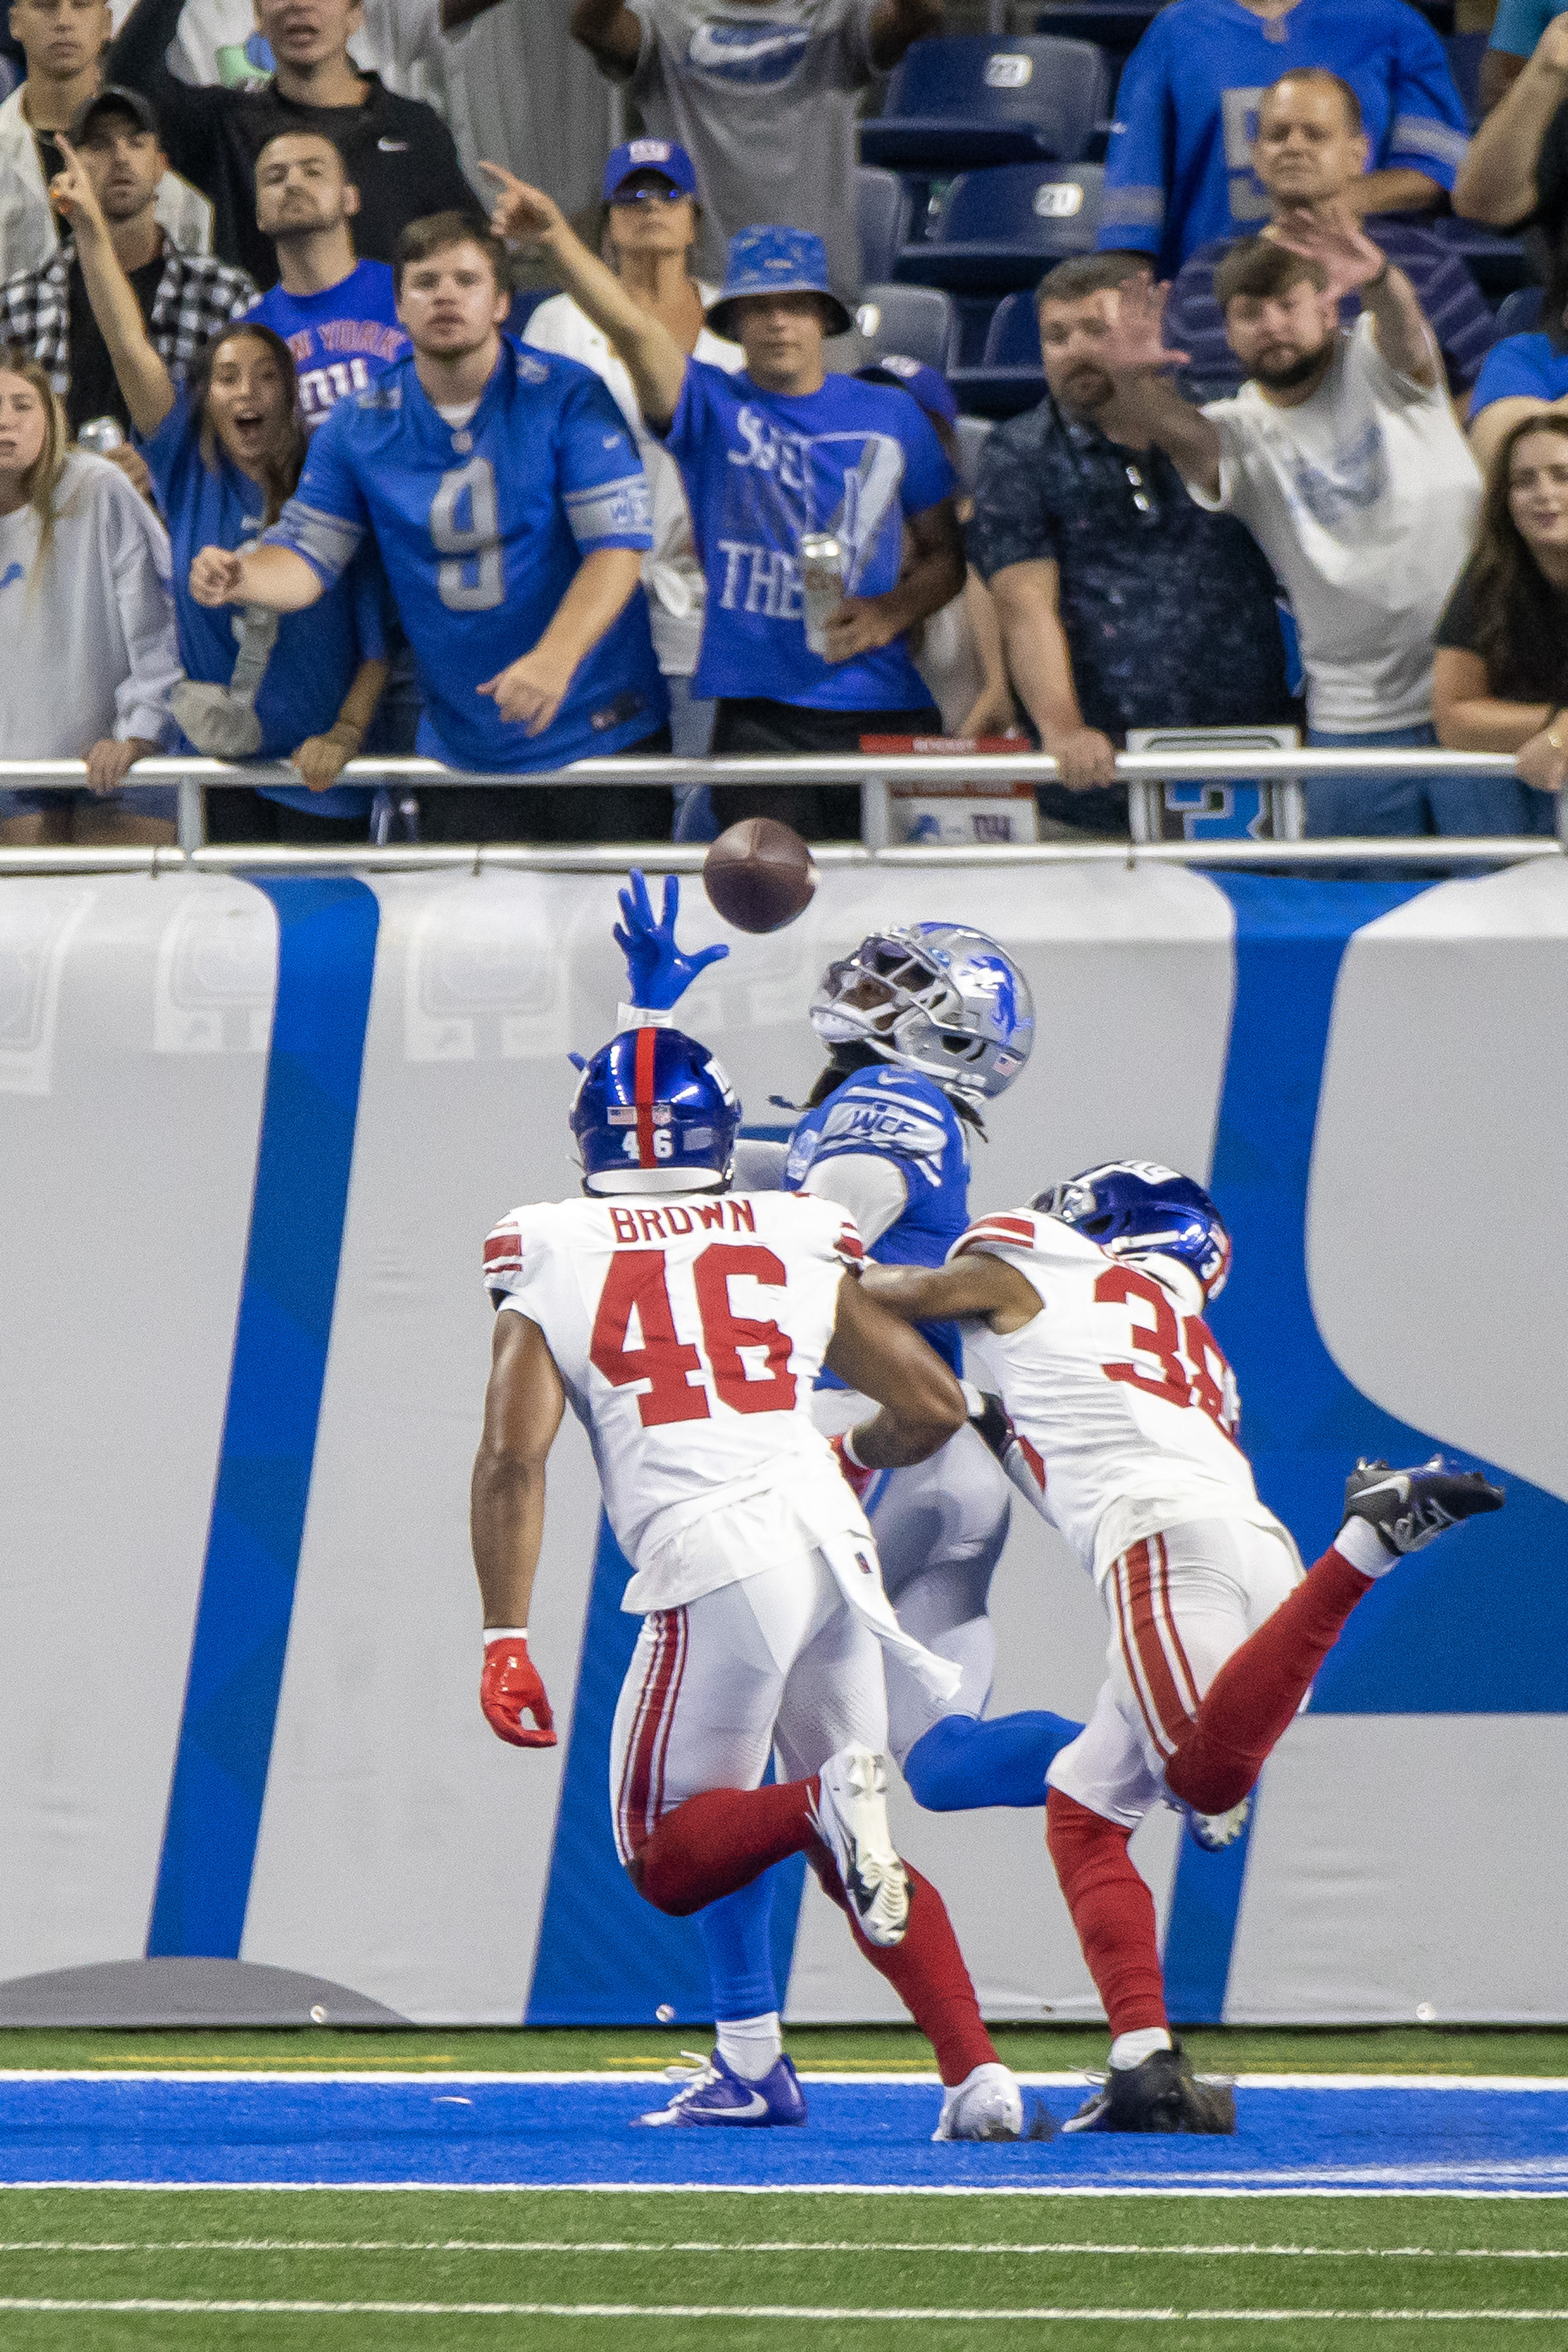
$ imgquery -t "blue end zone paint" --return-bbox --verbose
[147,878,380,1961]
[1162,874,1568,2024]
[3,2077,1565,2192]
[525,1515,806,2027]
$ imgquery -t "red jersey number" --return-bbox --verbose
[591,1243,797,1427]
[1094,1267,1239,1436]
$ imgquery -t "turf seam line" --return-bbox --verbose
[6,2238,1568,2257]
[1,2299,1567,2321]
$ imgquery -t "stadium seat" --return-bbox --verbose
[1494,285,1544,337]
[860,35,1112,171]
[1034,3,1161,63]
[949,289,1047,417]
[897,163,1103,292]
[1430,215,1533,302]
[854,282,958,369]
[855,167,907,287]
[953,413,995,494]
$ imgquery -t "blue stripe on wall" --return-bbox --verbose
[1162,872,1568,2020]
[147,877,380,1960]
[525,1514,806,2027]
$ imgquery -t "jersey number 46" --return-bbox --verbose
[590,1244,798,1426]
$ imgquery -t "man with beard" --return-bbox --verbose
[0,86,252,436]
[1094,226,1489,840]
[246,130,407,428]
[968,253,1292,840]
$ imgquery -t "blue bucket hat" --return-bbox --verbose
[603,138,699,201]
[706,225,854,342]
[855,353,958,428]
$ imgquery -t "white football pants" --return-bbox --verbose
[810,1388,1012,1763]
[609,1547,889,1868]
[1047,1516,1303,1832]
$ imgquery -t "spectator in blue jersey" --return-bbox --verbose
[487,177,965,841]
[56,131,393,843]
[1164,71,1495,404]
[968,253,1291,838]
[188,211,672,844]
[1098,0,1471,278]
[247,131,408,426]
[1468,289,1568,478]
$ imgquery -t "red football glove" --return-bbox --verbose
[830,1431,876,1503]
[481,1635,557,1748]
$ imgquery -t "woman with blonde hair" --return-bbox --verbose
[0,351,182,845]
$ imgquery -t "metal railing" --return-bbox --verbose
[0,747,1560,873]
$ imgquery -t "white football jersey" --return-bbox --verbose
[484,1188,871,1597]
[955,1210,1286,1584]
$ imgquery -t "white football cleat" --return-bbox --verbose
[811,1746,909,1948]
[1184,1794,1250,1852]
[932,2061,1024,2142]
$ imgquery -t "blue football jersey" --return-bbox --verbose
[1099,0,1471,274]
[785,1064,970,1376]
[264,336,667,772]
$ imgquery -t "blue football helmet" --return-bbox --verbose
[570,1026,741,1196]
[809,923,1034,1105]
[1033,1162,1232,1300]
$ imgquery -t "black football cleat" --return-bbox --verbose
[1342,1457,1505,1558]
[1062,2040,1235,2135]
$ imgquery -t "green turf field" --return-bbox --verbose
[2,2028,1564,2349]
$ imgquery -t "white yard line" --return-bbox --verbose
[1,2238,1566,2259]
[0,2298,1566,2321]
[0,2070,1564,2092]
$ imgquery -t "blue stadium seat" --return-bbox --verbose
[1034,3,1160,61]
[1494,285,1544,338]
[854,282,958,370]
[855,167,907,287]
[897,163,1103,291]
[949,289,1047,416]
[1430,215,1533,302]
[860,35,1111,171]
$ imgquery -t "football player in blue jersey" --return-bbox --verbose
[187,210,674,841]
[613,874,1084,2124]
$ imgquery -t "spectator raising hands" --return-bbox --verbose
[52,127,393,840]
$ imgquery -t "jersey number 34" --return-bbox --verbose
[1095,1266,1239,1436]
[590,1245,798,1426]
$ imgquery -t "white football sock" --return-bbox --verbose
[715,2012,783,2081]
[1335,1514,1394,1577]
[1110,2027,1173,2070]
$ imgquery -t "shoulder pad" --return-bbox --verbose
[952,1211,1039,1262]
[812,1074,952,1165]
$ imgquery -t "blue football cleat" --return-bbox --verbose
[635,2048,809,2127]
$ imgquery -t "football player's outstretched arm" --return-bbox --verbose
[860,1252,1039,1333]
[823,1273,966,1467]
[472,1311,566,1748]
[480,164,687,429]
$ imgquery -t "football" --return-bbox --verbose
[702,817,817,934]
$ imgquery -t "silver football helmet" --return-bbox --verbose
[808,922,1034,1105]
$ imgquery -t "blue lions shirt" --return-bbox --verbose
[265,336,666,772]
[1100,0,1471,274]
[662,361,956,711]
[785,1065,970,1378]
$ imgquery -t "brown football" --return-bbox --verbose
[702,817,817,934]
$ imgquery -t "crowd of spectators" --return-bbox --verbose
[0,0,1564,848]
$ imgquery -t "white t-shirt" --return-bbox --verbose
[955,1211,1287,1585]
[1196,316,1481,734]
[483,1187,873,1605]
[524,289,743,678]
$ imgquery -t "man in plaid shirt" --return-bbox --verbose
[0,86,253,438]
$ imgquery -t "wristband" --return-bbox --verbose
[617,1003,675,1030]
[485,1625,528,1646]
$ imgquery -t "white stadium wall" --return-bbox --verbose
[0,858,1562,2028]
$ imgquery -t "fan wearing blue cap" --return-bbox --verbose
[486,170,967,839]
[518,139,743,757]
[855,355,1017,741]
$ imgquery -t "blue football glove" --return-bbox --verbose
[613,869,729,1011]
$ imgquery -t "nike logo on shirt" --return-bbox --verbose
[378,136,409,151]
[687,22,811,74]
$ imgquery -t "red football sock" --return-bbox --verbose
[815,1858,999,2087]
[1045,1788,1168,2039]
[632,1781,819,1915]
[1165,1543,1374,1816]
